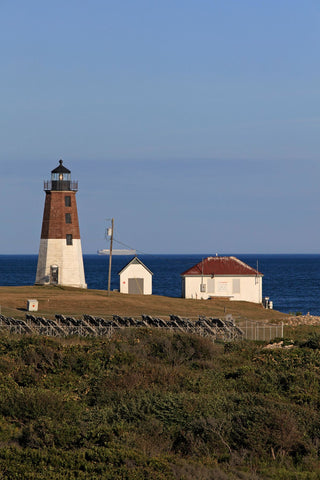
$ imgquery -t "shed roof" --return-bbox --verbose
[181,256,262,277]
[118,256,153,275]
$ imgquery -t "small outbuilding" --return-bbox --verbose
[118,257,153,295]
[181,256,263,303]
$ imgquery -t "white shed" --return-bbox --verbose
[181,256,263,303]
[118,257,153,295]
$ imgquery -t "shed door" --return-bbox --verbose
[128,278,144,294]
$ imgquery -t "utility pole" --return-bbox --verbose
[107,218,114,296]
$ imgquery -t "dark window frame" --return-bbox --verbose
[66,234,73,245]
[65,213,72,224]
[65,196,71,207]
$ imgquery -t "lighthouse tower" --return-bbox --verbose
[35,160,87,288]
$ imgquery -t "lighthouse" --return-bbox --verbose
[35,160,87,288]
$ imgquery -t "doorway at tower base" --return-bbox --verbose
[35,238,87,289]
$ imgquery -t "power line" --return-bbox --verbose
[104,219,150,255]
[111,237,150,255]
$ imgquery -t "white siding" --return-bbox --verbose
[182,275,262,303]
[35,238,87,288]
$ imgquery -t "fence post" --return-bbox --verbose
[269,325,271,342]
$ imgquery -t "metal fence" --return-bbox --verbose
[0,313,244,342]
[235,319,283,341]
[0,313,283,343]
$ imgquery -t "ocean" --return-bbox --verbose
[0,254,319,315]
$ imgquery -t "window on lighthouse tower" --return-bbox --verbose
[66,234,73,245]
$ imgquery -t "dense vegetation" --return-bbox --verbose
[0,329,320,479]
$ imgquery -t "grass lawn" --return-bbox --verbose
[0,285,287,322]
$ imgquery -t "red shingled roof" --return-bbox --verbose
[181,256,263,276]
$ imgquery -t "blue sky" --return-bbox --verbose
[0,1,319,253]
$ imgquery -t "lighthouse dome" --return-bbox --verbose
[51,159,71,175]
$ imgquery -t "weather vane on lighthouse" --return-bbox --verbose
[35,159,87,288]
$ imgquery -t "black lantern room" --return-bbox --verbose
[44,160,78,192]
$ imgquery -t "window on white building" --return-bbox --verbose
[207,278,215,293]
[232,279,240,294]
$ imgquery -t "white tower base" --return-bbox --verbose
[35,239,87,288]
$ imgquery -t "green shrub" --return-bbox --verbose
[299,333,320,349]
[0,332,320,478]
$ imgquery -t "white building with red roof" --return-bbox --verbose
[181,256,263,303]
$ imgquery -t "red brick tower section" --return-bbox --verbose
[40,191,80,240]
[35,160,87,288]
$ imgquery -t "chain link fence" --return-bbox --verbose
[235,319,283,341]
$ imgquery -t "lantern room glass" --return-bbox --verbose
[51,172,71,181]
